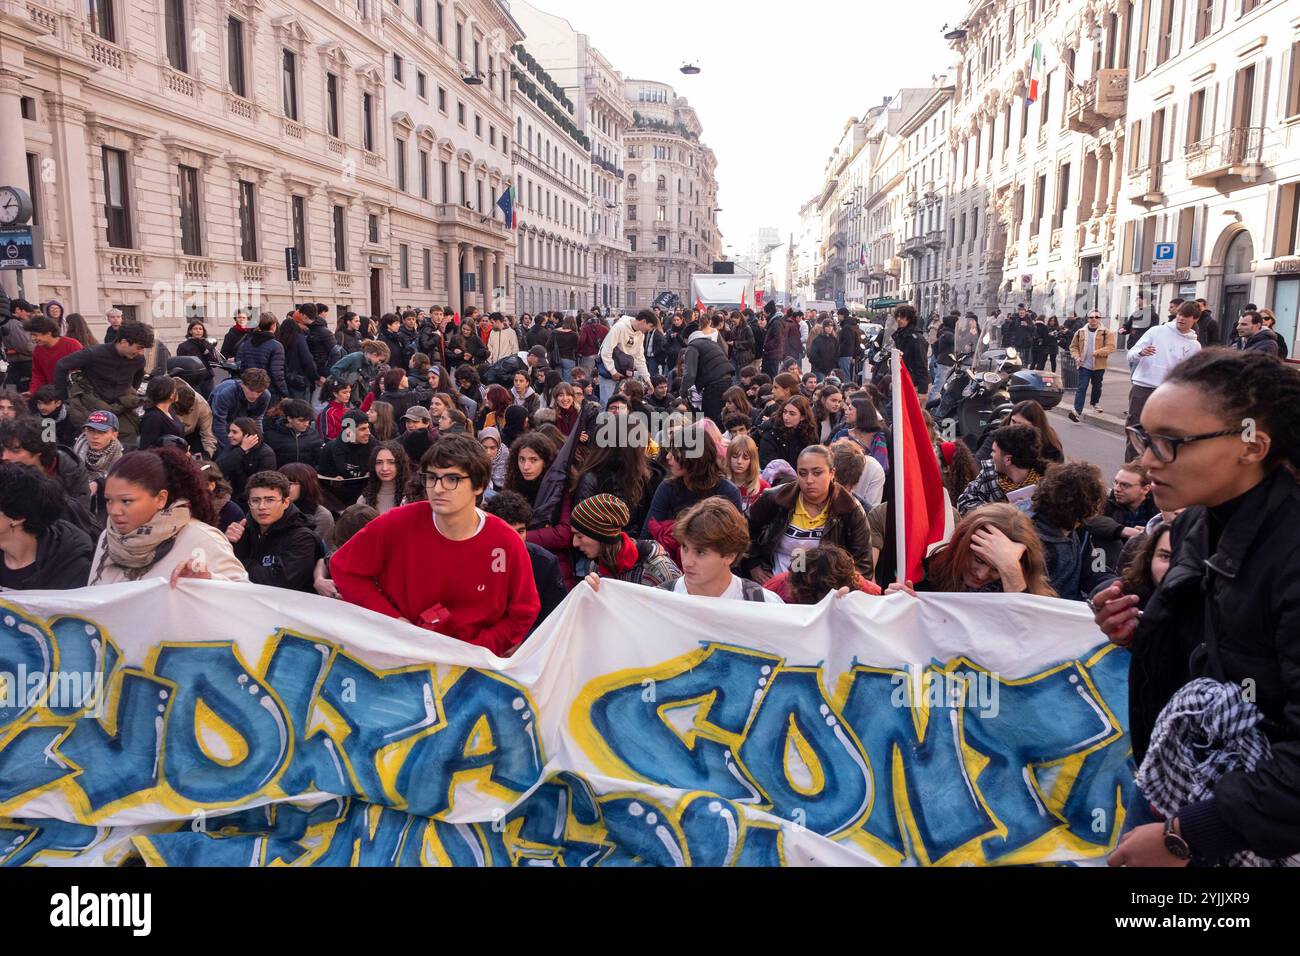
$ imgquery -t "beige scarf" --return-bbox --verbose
[92,501,193,583]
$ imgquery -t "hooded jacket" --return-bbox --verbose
[233,504,321,592]
[682,331,732,395]
[214,439,277,501]
[742,481,873,577]
[264,416,324,468]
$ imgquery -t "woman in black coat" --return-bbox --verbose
[215,417,278,502]
[278,317,316,401]
[176,321,220,397]
[756,396,819,468]
[1096,350,1300,867]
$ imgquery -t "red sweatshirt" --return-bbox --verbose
[31,337,83,394]
[331,502,540,656]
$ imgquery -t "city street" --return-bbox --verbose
[1051,349,1132,481]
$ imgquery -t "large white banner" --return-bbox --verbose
[0,580,1132,866]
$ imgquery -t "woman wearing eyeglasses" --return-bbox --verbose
[1095,350,1300,867]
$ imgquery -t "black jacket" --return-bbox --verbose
[755,418,809,469]
[281,329,316,393]
[808,333,839,374]
[743,481,872,577]
[335,328,364,355]
[264,416,324,468]
[220,325,250,360]
[137,407,186,450]
[306,318,337,379]
[233,504,320,593]
[214,439,278,501]
[681,334,732,394]
[762,316,786,360]
[316,437,373,507]
[526,541,567,634]
[837,319,862,360]
[53,343,146,402]
[1127,468,1300,862]
[0,518,93,590]
[1085,491,1158,570]
[892,326,929,389]
[730,321,756,367]
[380,329,411,370]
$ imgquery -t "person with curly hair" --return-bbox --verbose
[89,446,247,585]
[1030,461,1110,600]
[765,543,882,604]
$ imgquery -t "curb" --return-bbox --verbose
[1050,404,1128,437]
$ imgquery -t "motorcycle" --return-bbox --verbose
[928,346,1024,451]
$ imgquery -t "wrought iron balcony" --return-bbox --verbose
[1186,127,1266,185]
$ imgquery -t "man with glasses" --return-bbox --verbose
[1086,464,1158,569]
[331,434,540,656]
[1067,311,1115,422]
[226,470,320,592]
[1124,301,1202,461]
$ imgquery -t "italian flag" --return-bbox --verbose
[1026,40,1042,104]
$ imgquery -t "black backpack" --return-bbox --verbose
[481,354,526,386]
[659,577,769,602]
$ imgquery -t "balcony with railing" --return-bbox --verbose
[1186,127,1266,184]
[1066,68,1128,134]
[924,229,943,249]
[903,234,926,256]
[1126,165,1165,207]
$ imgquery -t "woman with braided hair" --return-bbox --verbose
[1093,350,1300,867]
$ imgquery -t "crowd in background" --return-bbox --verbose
[1,281,1298,868]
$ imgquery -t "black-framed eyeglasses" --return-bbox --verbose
[421,471,469,490]
[1126,424,1241,464]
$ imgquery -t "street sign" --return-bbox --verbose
[0,224,45,270]
[1153,242,1176,275]
[284,247,300,282]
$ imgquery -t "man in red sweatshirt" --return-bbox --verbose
[24,314,82,397]
[330,433,540,656]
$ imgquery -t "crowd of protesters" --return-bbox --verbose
[2,282,1299,868]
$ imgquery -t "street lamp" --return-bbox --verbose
[680,62,701,75]
[462,72,484,86]
[942,23,968,41]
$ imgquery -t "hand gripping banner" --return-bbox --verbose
[0,579,1132,866]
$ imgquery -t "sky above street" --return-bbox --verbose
[528,0,970,253]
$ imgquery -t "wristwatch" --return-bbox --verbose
[1164,816,1191,861]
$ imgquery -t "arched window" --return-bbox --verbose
[1224,230,1254,275]
[628,174,636,187]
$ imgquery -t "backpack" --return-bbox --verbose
[327,343,346,367]
[659,576,769,602]
[481,354,526,387]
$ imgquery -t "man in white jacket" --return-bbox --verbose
[486,313,520,364]
[597,310,654,406]
[1124,300,1202,461]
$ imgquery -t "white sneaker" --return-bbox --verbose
[1091,405,1104,414]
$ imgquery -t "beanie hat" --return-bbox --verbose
[570,493,629,543]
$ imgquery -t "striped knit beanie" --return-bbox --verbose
[570,494,629,543]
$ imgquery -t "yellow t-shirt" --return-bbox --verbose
[773,496,829,574]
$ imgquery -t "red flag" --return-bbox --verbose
[694,297,705,312]
[740,288,746,311]
[892,349,947,584]
[755,289,765,309]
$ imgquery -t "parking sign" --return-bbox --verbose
[1153,242,1176,274]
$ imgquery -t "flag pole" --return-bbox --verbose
[891,347,906,586]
